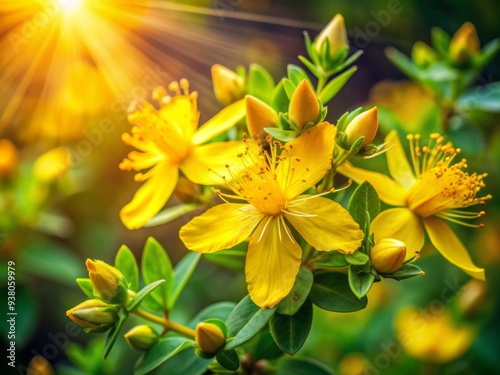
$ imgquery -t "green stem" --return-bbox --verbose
[316,75,327,95]
[133,309,195,338]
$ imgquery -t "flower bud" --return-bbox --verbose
[288,80,320,130]
[338,353,370,375]
[344,107,378,148]
[33,147,72,182]
[245,95,278,138]
[86,259,129,305]
[449,22,480,64]
[411,41,438,68]
[371,238,406,274]
[195,322,226,354]
[124,325,159,351]
[211,64,245,106]
[27,355,54,375]
[66,299,118,333]
[0,139,19,179]
[458,279,486,318]
[314,14,348,57]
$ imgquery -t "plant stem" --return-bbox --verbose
[133,309,195,338]
[316,75,327,95]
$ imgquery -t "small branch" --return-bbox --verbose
[133,309,195,338]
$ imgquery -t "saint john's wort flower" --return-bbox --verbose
[120,79,245,229]
[180,123,364,309]
[339,131,490,280]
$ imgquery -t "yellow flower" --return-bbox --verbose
[33,147,72,182]
[180,123,364,309]
[120,79,246,229]
[396,306,475,363]
[0,139,18,179]
[339,131,490,280]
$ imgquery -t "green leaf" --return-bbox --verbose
[271,79,290,113]
[318,66,357,104]
[127,280,166,312]
[344,251,370,266]
[169,252,201,309]
[298,55,321,78]
[225,295,277,350]
[247,63,275,104]
[310,272,367,312]
[385,47,422,82]
[348,266,375,299]
[277,267,313,316]
[381,263,423,280]
[216,350,240,371]
[270,299,312,355]
[142,237,174,310]
[104,308,128,359]
[115,245,139,292]
[476,38,500,69]
[264,127,299,142]
[276,358,334,375]
[76,278,94,299]
[282,78,297,100]
[204,248,246,271]
[347,181,380,233]
[252,327,284,361]
[314,252,349,268]
[145,203,198,227]
[189,302,237,328]
[431,27,451,57]
[457,81,500,113]
[134,338,195,375]
[287,64,313,87]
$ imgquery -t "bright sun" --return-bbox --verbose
[58,0,84,14]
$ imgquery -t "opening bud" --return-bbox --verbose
[66,299,118,333]
[33,147,72,182]
[449,22,480,65]
[124,325,159,351]
[86,259,129,305]
[245,95,278,138]
[288,80,320,130]
[0,139,19,179]
[211,64,245,106]
[344,107,378,148]
[371,238,406,274]
[314,14,348,58]
[27,355,54,375]
[411,41,438,68]
[195,322,226,355]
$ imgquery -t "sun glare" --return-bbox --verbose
[58,0,84,14]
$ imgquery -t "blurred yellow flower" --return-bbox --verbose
[33,147,72,182]
[0,139,19,179]
[180,123,363,309]
[396,307,475,363]
[119,79,245,229]
[339,131,489,280]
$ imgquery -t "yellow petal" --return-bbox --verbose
[120,162,178,230]
[337,162,407,206]
[385,130,416,190]
[179,204,263,253]
[180,140,249,185]
[192,99,245,145]
[423,217,485,280]
[371,208,425,255]
[285,197,363,253]
[158,95,198,140]
[246,217,302,309]
[277,122,336,199]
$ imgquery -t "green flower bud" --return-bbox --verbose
[344,107,379,148]
[245,95,278,138]
[124,325,159,351]
[288,80,320,130]
[411,41,438,68]
[211,64,245,106]
[449,22,480,65]
[371,238,406,274]
[66,299,118,333]
[86,259,129,305]
[195,322,226,354]
[314,14,348,58]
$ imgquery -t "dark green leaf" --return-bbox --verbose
[348,266,375,299]
[318,66,357,104]
[247,63,275,104]
[134,338,195,375]
[276,358,334,375]
[189,302,237,328]
[115,245,139,292]
[127,280,166,312]
[225,295,277,350]
[104,309,128,359]
[314,252,349,268]
[145,203,198,227]
[345,252,370,266]
[476,38,500,69]
[382,263,424,280]
[310,272,367,312]
[277,267,313,316]
[385,47,422,82]
[76,278,95,299]
[142,237,174,310]
[270,300,312,355]
[216,350,240,371]
[169,252,201,309]
[347,181,380,233]
[252,327,284,361]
